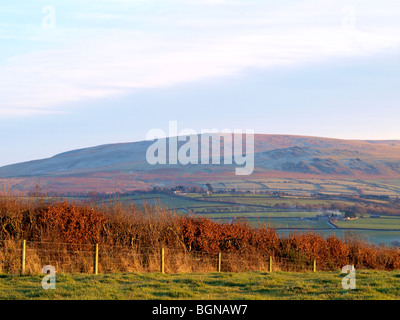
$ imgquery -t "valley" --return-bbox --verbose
[2,134,400,247]
[87,179,400,247]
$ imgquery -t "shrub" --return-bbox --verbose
[1,193,400,273]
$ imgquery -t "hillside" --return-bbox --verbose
[1,134,400,193]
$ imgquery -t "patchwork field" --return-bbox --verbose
[103,184,400,246]
[211,217,333,230]
[333,216,400,230]
[204,178,400,197]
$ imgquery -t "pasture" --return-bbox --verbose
[1,270,400,300]
[105,188,400,246]
[204,178,400,197]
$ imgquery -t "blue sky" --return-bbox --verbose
[1,0,400,166]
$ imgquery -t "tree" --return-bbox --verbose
[345,210,357,219]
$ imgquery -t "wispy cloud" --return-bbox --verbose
[0,0,399,117]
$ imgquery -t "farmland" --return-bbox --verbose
[2,189,400,303]
[203,178,400,197]
[333,216,400,230]
[100,178,400,246]
[1,270,400,300]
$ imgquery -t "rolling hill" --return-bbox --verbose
[1,134,400,193]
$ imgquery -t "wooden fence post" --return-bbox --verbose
[269,256,273,273]
[94,244,99,275]
[218,252,221,273]
[21,240,26,275]
[160,247,165,274]
[313,259,317,272]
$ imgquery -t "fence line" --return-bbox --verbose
[0,239,342,275]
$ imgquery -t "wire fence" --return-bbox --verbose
[0,239,346,275]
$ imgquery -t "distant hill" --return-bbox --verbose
[1,134,400,193]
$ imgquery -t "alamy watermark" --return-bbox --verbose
[42,265,56,290]
[42,5,56,29]
[146,121,254,175]
[341,265,356,290]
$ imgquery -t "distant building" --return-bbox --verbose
[370,214,381,219]
[316,210,344,221]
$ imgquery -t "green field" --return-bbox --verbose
[205,178,400,197]
[198,211,321,218]
[334,216,400,230]
[251,218,332,229]
[119,193,354,213]
[189,195,336,207]
[1,271,399,300]
[209,217,333,229]
[92,192,400,246]
[100,193,223,214]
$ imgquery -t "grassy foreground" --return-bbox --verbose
[0,270,400,300]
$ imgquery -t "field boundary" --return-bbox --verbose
[1,240,332,276]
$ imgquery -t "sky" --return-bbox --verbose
[0,0,400,166]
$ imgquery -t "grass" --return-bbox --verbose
[104,193,204,209]
[199,211,321,218]
[209,217,333,229]
[251,218,333,229]
[187,194,356,207]
[1,270,400,300]
[206,178,400,196]
[334,216,400,230]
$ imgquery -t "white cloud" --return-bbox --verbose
[0,0,400,117]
